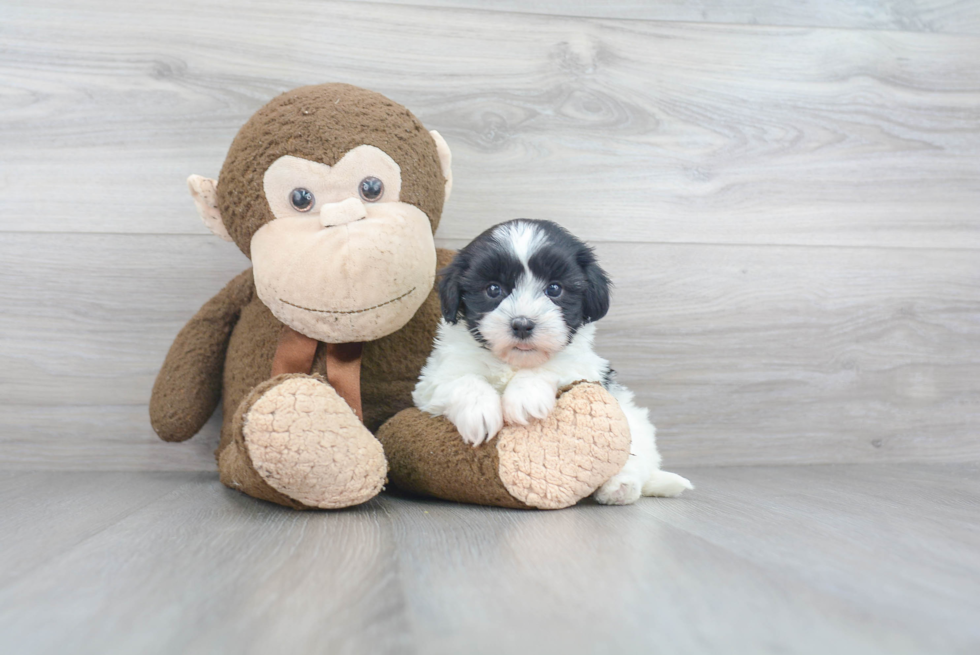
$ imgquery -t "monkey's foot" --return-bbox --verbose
[223,374,386,509]
[495,382,631,510]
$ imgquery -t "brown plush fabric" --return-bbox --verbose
[217,83,446,257]
[215,273,281,460]
[152,84,456,509]
[269,327,365,421]
[377,382,631,510]
[206,257,449,509]
[219,374,314,510]
[270,325,318,377]
[377,408,531,509]
[150,268,254,442]
[358,247,456,432]
[210,249,454,465]
[324,342,364,422]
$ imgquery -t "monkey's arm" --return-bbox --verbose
[149,268,254,442]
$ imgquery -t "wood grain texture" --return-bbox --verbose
[0,406,222,471]
[1,234,977,469]
[0,474,413,655]
[591,241,980,466]
[1,0,979,248]
[0,466,977,654]
[0,471,196,585]
[378,0,980,35]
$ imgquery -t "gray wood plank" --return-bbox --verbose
[1,466,976,654]
[0,406,222,471]
[2,234,977,469]
[641,464,980,653]
[0,474,413,655]
[1,0,978,248]
[593,241,980,466]
[376,0,980,35]
[0,233,249,408]
[0,471,202,585]
[0,471,33,483]
[381,497,913,655]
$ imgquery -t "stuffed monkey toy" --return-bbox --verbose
[150,84,630,510]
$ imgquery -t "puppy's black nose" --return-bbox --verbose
[511,317,535,339]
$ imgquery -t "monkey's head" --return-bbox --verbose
[188,83,452,343]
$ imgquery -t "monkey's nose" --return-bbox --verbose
[319,197,367,228]
[511,317,535,339]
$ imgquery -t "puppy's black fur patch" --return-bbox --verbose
[439,219,612,343]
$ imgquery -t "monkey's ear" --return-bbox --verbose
[187,175,233,242]
[438,260,465,324]
[429,130,453,204]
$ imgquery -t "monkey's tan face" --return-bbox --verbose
[250,146,437,343]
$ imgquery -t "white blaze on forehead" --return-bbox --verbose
[492,221,547,270]
[508,273,554,318]
[476,221,571,368]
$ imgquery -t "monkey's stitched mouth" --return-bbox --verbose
[279,287,417,315]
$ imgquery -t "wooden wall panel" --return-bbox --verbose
[1,0,978,469]
[1,0,978,248]
[2,235,976,469]
[592,242,980,466]
[376,0,980,35]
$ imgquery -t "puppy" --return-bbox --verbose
[413,219,692,505]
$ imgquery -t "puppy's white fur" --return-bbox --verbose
[414,321,692,504]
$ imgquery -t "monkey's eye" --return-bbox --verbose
[486,283,502,299]
[545,283,563,298]
[358,176,384,202]
[290,188,315,212]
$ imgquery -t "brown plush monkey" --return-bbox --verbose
[150,84,630,510]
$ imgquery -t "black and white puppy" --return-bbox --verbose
[412,219,691,504]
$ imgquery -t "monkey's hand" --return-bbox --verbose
[149,268,254,442]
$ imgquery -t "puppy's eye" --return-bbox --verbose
[486,283,502,299]
[358,176,384,202]
[545,283,563,298]
[290,188,315,212]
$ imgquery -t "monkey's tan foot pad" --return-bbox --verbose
[496,382,631,510]
[242,376,387,509]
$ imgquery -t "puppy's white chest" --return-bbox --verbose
[487,367,518,394]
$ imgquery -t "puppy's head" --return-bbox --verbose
[440,219,611,368]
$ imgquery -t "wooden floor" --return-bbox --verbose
[0,465,977,654]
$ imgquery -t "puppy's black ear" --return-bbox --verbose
[580,251,611,323]
[438,257,466,323]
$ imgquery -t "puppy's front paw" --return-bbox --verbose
[502,375,557,425]
[594,472,644,506]
[446,384,503,447]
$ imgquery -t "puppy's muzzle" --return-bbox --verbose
[511,317,535,340]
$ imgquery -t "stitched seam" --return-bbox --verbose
[279,287,416,315]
